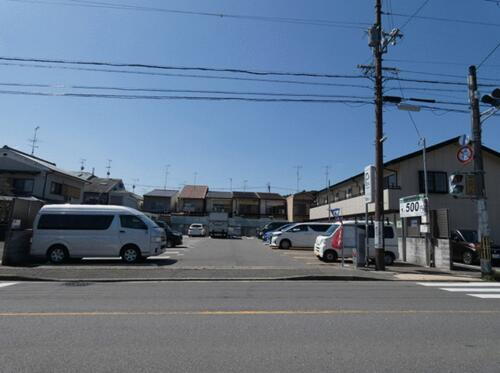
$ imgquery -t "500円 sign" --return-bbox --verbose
[399,194,428,218]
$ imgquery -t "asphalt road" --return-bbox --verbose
[1,280,500,373]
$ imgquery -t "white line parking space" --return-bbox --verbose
[0,282,17,289]
[417,282,500,300]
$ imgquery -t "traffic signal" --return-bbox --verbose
[449,173,465,197]
[481,88,500,108]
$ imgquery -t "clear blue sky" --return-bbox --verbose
[1,0,500,195]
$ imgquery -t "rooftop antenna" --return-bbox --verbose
[229,178,233,192]
[29,126,40,155]
[106,159,112,178]
[293,165,303,192]
[132,178,139,194]
[80,159,86,171]
[194,172,198,185]
[164,164,171,190]
[267,182,271,192]
[243,180,248,191]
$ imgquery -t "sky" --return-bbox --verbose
[1,0,500,196]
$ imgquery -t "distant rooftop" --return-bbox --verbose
[144,189,178,198]
[179,185,209,199]
[256,192,285,200]
[206,191,233,199]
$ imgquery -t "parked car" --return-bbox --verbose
[188,223,206,237]
[257,221,290,239]
[270,222,332,249]
[314,221,398,265]
[155,221,183,248]
[263,223,294,244]
[450,229,500,265]
[31,205,166,264]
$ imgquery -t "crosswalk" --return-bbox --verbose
[417,282,500,299]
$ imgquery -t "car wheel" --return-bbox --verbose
[121,246,141,264]
[462,251,475,265]
[384,252,395,266]
[323,250,338,263]
[47,245,68,264]
[279,239,291,250]
[166,240,174,248]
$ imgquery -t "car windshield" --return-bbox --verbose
[461,230,478,243]
[325,223,341,236]
[140,214,159,228]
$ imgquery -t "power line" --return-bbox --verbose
[0,56,366,80]
[398,0,430,30]
[0,62,373,89]
[397,68,500,83]
[6,0,369,29]
[384,11,500,28]
[478,40,500,69]
[0,81,373,100]
[390,76,499,88]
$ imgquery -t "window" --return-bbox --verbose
[310,224,331,232]
[13,178,34,194]
[357,225,394,239]
[38,214,114,230]
[120,215,147,230]
[50,182,63,196]
[289,224,308,232]
[419,171,448,194]
[383,174,398,189]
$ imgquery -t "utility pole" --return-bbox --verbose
[293,165,302,192]
[325,166,331,221]
[468,65,493,278]
[164,164,171,190]
[372,0,385,271]
[29,126,40,155]
[106,160,112,178]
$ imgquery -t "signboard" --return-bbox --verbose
[457,145,473,164]
[458,134,470,146]
[331,208,341,220]
[399,194,428,218]
[364,165,376,203]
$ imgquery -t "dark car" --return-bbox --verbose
[257,221,290,239]
[156,221,183,248]
[450,229,500,265]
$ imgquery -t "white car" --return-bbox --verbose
[31,205,166,264]
[188,223,206,237]
[270,222,333,249]
[314,221,399,265]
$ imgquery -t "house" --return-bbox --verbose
[176,185,208,214]
[81,177,126,205]
[232,191,260,218]
[257,192,287,219]
[286,191,316,222]
[108,191,143,210]
[0,146,88,203]
[143,189,178,214]
[206,191,233,214]
[309,137,500,242]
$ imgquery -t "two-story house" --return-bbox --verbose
[143,189,178,214]
[0,146,87,203]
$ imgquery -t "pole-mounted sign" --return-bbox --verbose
[364,165,376,204]
[457,145,474,164]
[399,194,428,218]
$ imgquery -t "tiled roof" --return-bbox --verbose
[84,178,124,194]
[144,189,178,198]
[256,192,285,200]
[179,185,208,199]
[206,191,233,199]
[232,191,259,199]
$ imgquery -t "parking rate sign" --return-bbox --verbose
[399,195,428,218]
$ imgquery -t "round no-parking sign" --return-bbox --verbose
[457,145,473,164]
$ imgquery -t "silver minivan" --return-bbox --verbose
[31,205,166,264]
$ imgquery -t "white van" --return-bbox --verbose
[314,221,398,265]
[270,222,333,249]
[31,205,166,264]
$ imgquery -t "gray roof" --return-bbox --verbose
[206,191,233,199]
[144,189,178,198]
[84,178,124,194]
[232,191,259,199]
[256,192,285,200]
[68,171,95,180]
[2,146,89,183]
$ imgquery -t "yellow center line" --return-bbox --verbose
[0,310,499,317]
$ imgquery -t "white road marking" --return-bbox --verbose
[0,282,17,289]
[441,288,500,292]
[417,282,500,287]
[468,294,500,299]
